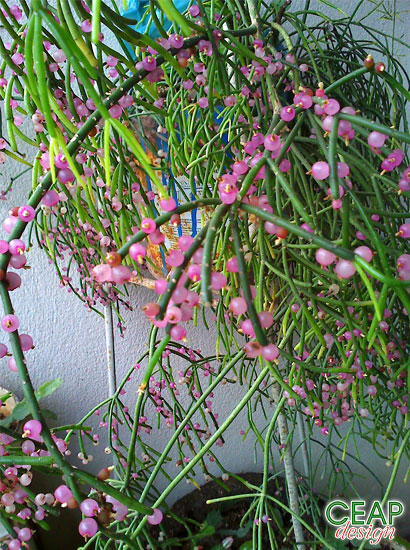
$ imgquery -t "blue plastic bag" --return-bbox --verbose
[121,0,190,39]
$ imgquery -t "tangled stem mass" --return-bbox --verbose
[0,0,409,548]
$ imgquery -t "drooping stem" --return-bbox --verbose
[270,382,305,549]
[131,365,271,539]
[0,281,82,503]
[123,330,170,487]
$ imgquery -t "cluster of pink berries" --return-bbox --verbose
[0,415,164,544]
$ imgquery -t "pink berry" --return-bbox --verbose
[141,218,156,234]
[337,162,350,178]
[111,265,131,284]
[323,99,340,115]
[10,254,27,269]
[129,243,146,263]
[261,344,279,361]
[244,341,262,358]
[2,216,18,234]
[294,93,312,109]
[79,518,98,538]
[154,279,167,294]
[219,190,237,204]
[258,311,273,329]
[168,250,184,267]
[341,106,356,115]
[229,297,247,316]
[335,260,356,279]
[149,230,165,245]
[0,343,8,358]
[8,356,17,372]
[280,106,295,122]
[279,159,291,173]
[143,303,160,318]
[322,115,334,132]
[13,489,27,504]
[189,5,200,16]
[355,246,373,262]
[232,160,248,175]
[1,314,19,332]
[18,205,35,222]
[20,334,34,351]
[315,248,336,266]
[109,104,122,118]
[165,306,182,324]
[187,265,201,281]
[210,272,227,290]
[147,508,163,525]
[57,169,74,185]
[240,319,255,337]
[398,179,410,191]
[311,161,330,180]
[92,264,113,283]
[54,485,73,504]
[398,223,410,238]
[6,272,21,291]
[2,493,14,506]
[172,287,188,304]
[142,56,157,72]
[170,325,187,341]
[198,97,209,109]
[160,197,176,212]
[17,528,31,542]
[21,440,35,455]
[397,254,410,271]
[301,223,314,234]
[169,34,183,49]
[0,239,8,253]
[80,499,99,517]
[368,131,387,148]
[81,20,92,33]
[264,134,281,152]
[42,190,59,207]
[226,257,239,272]
[9,239,25,255]
[23,419,42,438]
[179,235,194,252]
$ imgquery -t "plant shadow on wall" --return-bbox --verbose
[0,0,410,549]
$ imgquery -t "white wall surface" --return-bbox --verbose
[1,1,409,546]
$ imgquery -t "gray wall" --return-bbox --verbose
[1,1,409,547]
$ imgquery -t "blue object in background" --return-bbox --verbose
[121,0,190,39]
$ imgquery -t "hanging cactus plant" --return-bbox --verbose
[0,0,409,548]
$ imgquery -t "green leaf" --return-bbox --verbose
[195,524,216,540]
[0,416,13,428]
[234,520,252,538]
[205,510,223,528]
[0,379,62,426]
[35,378,62,400]
[239,542,253,550]
[0,392,12,403]
[9,401,30,421]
